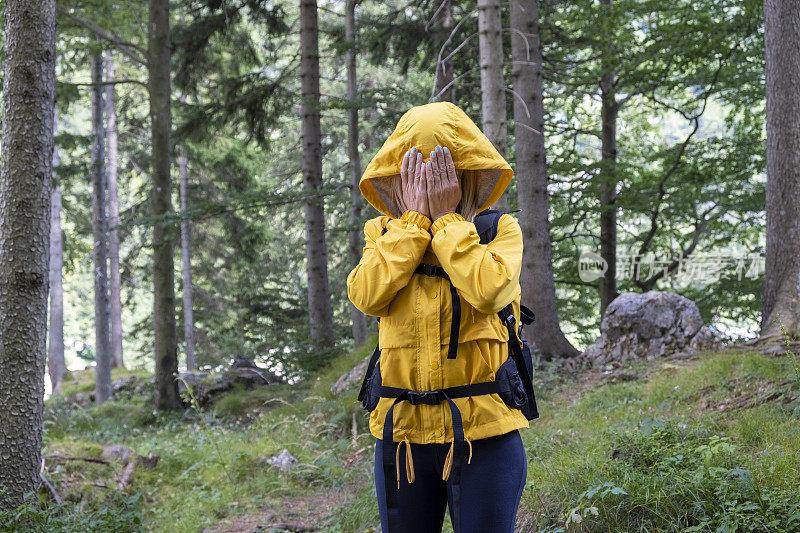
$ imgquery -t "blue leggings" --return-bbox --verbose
[374,429,527,533]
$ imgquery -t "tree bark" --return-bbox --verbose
[511,0,579,360]
[300,0,336,350]
[179,95,196,371]
[478,0,509,211]
[345,0,368,349]
[104,51,124,370]
[0,0,55,510]
[432,0,456,103]
[150,0,181,409]
[91,50,112,405]
[761,0,800,341]
[49,112,66,394]
[598,0,619,318]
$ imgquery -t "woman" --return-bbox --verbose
[347,101,529,533]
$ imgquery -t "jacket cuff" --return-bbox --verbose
[400,209,432,231]
[431,212,465,236]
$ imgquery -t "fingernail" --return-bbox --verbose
[431,151,436,159]
[405,150,410,157]
[436,145,442,151]
[417,153,421,160]
[443,146,449,154]
[426,161,431,169]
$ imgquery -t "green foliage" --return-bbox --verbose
[209,384,282,418]
[522,349,800,532]
[37,344,800,532]
[0,493,143,533]
[539,0,766,343]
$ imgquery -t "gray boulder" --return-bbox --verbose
[581,291,722,368]
[178,357,282,407]
[101,444,134,464]
[266,448,299,472]
[331,355,371,396]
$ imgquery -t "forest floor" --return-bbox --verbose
[13,340,800,532]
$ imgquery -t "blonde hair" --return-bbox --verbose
[389,169,481,222]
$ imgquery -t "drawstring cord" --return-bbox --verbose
[394,432,474,485]
[395,436,415,488]
[441,435,472,481]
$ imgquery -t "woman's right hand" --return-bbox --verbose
[400,146,430,220]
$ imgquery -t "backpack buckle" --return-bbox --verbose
[407,390,443,406]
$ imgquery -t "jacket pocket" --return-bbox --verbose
[378,317,417,349]
[444,301,510,344]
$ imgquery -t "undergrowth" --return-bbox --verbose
[3,337,799,532]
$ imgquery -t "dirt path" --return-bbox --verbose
[203,486,356,533]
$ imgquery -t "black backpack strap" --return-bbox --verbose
[381,387,469,533]
[519,304,535,337]
[473,208,503,245]
[409,210,509,360]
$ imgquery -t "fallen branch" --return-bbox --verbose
[44,453,122,480]
[39,472,63,504]
[44,454,112,466]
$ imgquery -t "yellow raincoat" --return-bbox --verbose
[347,101,529,463]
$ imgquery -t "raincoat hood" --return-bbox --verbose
[359,101,514,218]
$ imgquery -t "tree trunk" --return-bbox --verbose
[49,112,66,394]
[104,51,124,370]
[598,0,618,318]
[511,0,579,360]
[179,96,196,371]
[432,0,456,103]
[761,0,800,342]
[150,0,181,409]
[0,0,55,510]
[345,0,368,349]
[300,0,335,350]
[91,51,112,405]
[478,0,509,211]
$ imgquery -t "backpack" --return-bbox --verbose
[356,208,539,532]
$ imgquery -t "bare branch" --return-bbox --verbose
[430,67,477,103]
[39,472,63,504]
[431,11,477,101]
[58,78,148,90]
[57,5,147,66]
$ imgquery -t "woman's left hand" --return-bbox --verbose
[427,145,461,222]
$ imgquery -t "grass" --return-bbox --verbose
[9,338,800,532]
[519,349,800,532]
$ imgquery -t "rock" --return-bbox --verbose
[177,371,208,394]
[179,362,281,407]
[331,355,371,396]
[137,453,160,470]
[110,375,150,397]
[71,392,91,407]
[266,449,299,472]
[603,371,639,383]
[689,326,723,352]
[581,291,722,368]
[101,445,134,464]
[232,355,258,369]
